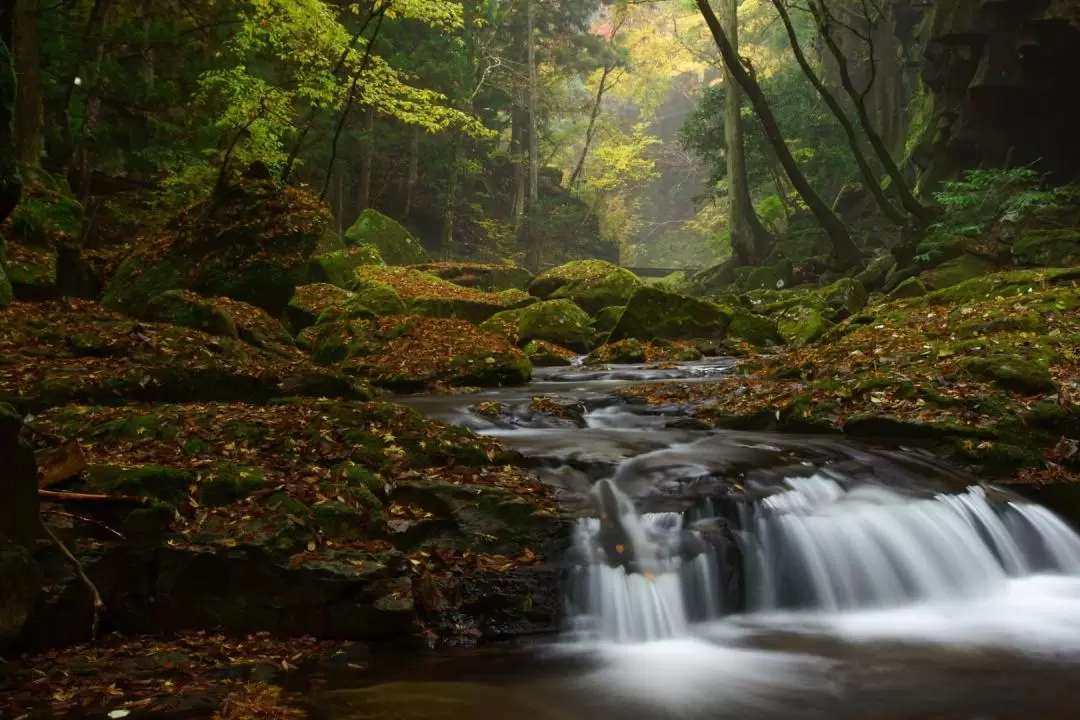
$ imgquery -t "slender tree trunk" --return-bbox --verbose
[772,0,906,226]
[0,0,22,226]
[13,0,40,177]
[569,63,613,187]
[524,0,541,271]
[695,0,861,268]
[357,108,374,211]
[72,0,114,200]
[810,0,932,226]
[511,108,526,232]
[404,126,419,217]
[720,0,771,265]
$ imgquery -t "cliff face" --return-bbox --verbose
[914,0,1080,189]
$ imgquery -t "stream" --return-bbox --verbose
[309,360,1080,719]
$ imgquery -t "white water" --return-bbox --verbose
[570,472,1080,650]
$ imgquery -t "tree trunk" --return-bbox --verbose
[72,0,113,200]
[512,109,526,231]
[404,126,419,217]
[0,0,21,226]
[357,108,374,211]
[524,0,541,271]
[720,0,771,265]
[810,0,933,226]
[569,63,613,187]
[695,0,861,268]
[13,0,40,177]
[772,0,906,227]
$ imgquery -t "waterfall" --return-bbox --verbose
[568,472,1080,644]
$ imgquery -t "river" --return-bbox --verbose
[307,360,1080,720]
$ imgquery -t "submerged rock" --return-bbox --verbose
[528,260,643,315]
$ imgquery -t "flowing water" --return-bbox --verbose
[313,361,1080,719]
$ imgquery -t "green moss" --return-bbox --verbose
[196,462,269,507]
[960,355,1058,394]
[479,299,594,353]
[309,245,385,288]
[1013,228,1080,267]
[887,276,927,300]
[523,339,575,367]
[144,290,239,339]
[85,465,195,509]
[607,286,731,344]
[408,262,533,291]
[528,260,644,314]
[920,253,995,290]
[593,305,624,333]
[337,278,407,320]
[725,306,782,346]
[343,209,428,265]
[286,283,357,333]
[777,305,833,348]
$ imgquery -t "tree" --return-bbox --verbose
[694,0,862,268]
[0,0,20,225]
[13,0,40,176]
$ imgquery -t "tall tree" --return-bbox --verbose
[0,0,20,225]
[721,0,771,265]
[523,0,541,270]
[694,0,861,267]
[13,0,40,176]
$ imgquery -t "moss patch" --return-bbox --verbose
[479,299,594,353]
[343,209,428,265]
[528,260,643,314]
[607,286,731,344]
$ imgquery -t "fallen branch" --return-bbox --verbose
[39,489,146,504]
[38,517,105,640]
[42,509,125,540]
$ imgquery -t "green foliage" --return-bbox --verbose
[931,168,1070,235]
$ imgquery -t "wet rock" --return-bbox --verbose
[523,340,575,367]
[528,260,643,315]
[343,209,428,265]
[586,338,703,365]
[104,176,328,316]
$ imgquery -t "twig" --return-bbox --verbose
[42,509,125,540]
[39,518,105,640]
[39,489,146,504]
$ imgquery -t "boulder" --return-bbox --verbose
[479,299,594,353]
[725,306,782,346]
[285,283,357,334]
[0,179,84,301]
[920,253,995,291]
[887,276,928,300]
[855,254,897,293]
[1013,229,1080,268]
[593,305,624,334]
[104,176,329,317]
[606,286,731,344]
[776,305,833,347]
[528,260,643,314]
[309,245,385,287]
[587,339,703,365]
[523,340,576,367]
[408,262,534,291]
[353,265,532,324]
[0,403,42,651]
[0,261,11,308]
[144,290,295,355]
[343,209,428,265]
[302,315,532,390]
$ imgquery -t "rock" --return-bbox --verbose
[856,254,897,293]
[776,305,833,348]
[104,177,329,317]
[308,245,385,287]
[479,299,594,353]
[352,266,532,324]
[1013,229,1080,268]
[740,262,793,291]
[887,276,928,300]
[285,283,357,334]
[0,262,10,308]
[593,305,624,334]
[144,290,295,355]
[606,286,731,344]
[0,299,368,412]
[0,180,84,301]
[684,258,736,295]
[302,315,531,390]
[408,262,534,291]
[528,260,643,314]
[343,209,428,265]
[587,338,703,365]
[920,253,995,290]
[725,306,782,346]
[817,277,869,319]
[0,403,42,651]
[523,340,575,367]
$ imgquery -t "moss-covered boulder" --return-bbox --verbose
[479,299,594,353]
[740,262,794,291]
[725,306,782,346]
[309,245,385,287]
[528,260,643,315]
[1012,228,1080,268]
[887,276,928,300]
[1,180,84,301]
[0,299,368,412]
[104,176,329,317]
[144,290,295,355]
[593,305,624,334]
[587,338,703,365]
[920,253,995,291]
[302,315,531,390]
[818,277,869,318]
[0,262,12,308]
[285,283,357,334]
[776,305,833,347]
[606,286,731,345]
[0,403,42,651]
[343,209,428,265]
[855,254,897,293]
[408,262,533,291]
[523,340,576,367]
[352,265,532,324]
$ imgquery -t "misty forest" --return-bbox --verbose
[4,0,1080,717]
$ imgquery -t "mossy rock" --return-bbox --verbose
[408,262,533,291]
[740,263,793,291]
[725,306,782,346]
[309,245,385,288]
[606,286,731,344]
[920,253,995,291]
[523,340,576,367]
[4,241,57,300]
[326,277,407,323]
[818,277,869,319]
[84,464,195,509]
[593,305,624,333]
[343,209,428,265]
[351,265,530,324]
[285,283,357,334]
[0,263,12,308]
[856,254,897,293]
[1,180,83,301]
[305,315,532,390]
[196,462,270,507]
[528,260,644,315]
[777,305,833,348]
[960,355,1057,394]
[1013,228,1080,268]
[104,177,329,316]
[145,290,295,355]
[479,299,594,353]
[887,276,927,300]
[587,338,702,365]
[0,533,42,650]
